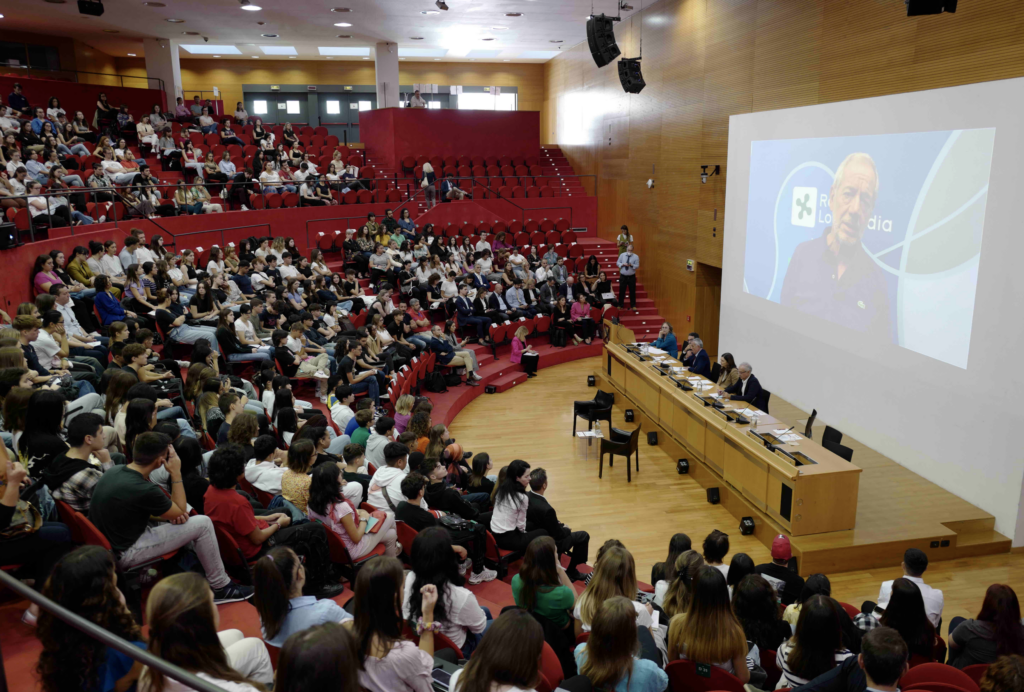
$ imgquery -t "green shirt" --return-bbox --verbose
[511,574,576,628]
[351,426,370,449]
[89,465,172,554]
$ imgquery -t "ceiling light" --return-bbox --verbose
[334,22,352,27]
[142,1,165,5]
[491,26,508,30]
[213,55,221,57]
[260,33,278,37]
[289,56,296,58]
[399,57,406,60]
[183,31,200,35]
[336,35,352,38]
[181,44,241,54]
[103,29,120,33]
[362,57,369,60]
[330,6,351,11]
[435,0,448,10]
[128,53,137,56]
[409,37,424,40]
[421,10,439,14]
[549,40,563,43]
[505,12,523,17]
[166,18,185,22]
[239,0,262,10]
[260,45,297,55]
[252,56,259,58]
[481,38,495,41]
[434,58,441,61]
[256,21,265,25]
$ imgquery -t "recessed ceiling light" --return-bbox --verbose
[330,7,351,11]
[505,12,523,17]
[421,10,439,14]
[399,57,406,60]
[434,58,441,61]
[213,55,221,57]
[289,56,296,58]
[336,35,352,38]
[183,31,200,35]
[481,38,495,41]
[240,3,262,10]
[334,22,352,27]
[325,57,333,59]
[166,18,185,22]
[103,29,120,33]
[128,53,137,56]
[142,1,165,5]
[549,40,563,43]
[252,55,259,58]
[409,37,424,40]
[261,33,278,37]
[491,26,508,30]
[362,57,369,60]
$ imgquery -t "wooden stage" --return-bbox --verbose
[447,356,1021,631]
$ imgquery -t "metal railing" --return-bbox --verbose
[0,64,165,92]
[0,568,222,692]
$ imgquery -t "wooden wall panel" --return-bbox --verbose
[544,0,1024,353]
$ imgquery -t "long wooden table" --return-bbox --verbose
[602,340,861,536]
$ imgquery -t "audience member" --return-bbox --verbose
[785,573,832,627]
[575,596,669,692]
[526,467,589,582]
[511,535,577,629]
[659,550,705,615]
[702,529,730,578]
[449,610,544,692]
[274,622,362,692]
[873,548,944,629]
[777,595,853,689]
[733,574,794,653]
[575,545,653,635]
[755,535,805,606]
[726,553,755,593]
[651,533,692,586]
[281,439,316,513]
[307,461,398,559]
[491,459,548,554]
[875,578,936,660]
[979,655,1024,692]
[948,584,1024,668]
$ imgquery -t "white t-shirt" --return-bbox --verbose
[33,331,62,368]
[401,572,486,648]
[573,597,653,633]
[278,264,300,280]
[285,335,304,354]
[235,318,256,344]
[331,402,354,432]
[260,171,281,185]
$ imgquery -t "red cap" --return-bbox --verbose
[771,534,792,560]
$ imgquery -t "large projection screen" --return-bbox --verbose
[722,77,1024,544]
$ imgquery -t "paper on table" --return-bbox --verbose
[733,408,757,416]
[648,347,666,355]
[779,434,802,443]
[576,431,602,438]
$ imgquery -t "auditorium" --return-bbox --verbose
[0,0,1022,690]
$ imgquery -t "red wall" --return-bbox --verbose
[362,108,541,170]
[0,75,167,121]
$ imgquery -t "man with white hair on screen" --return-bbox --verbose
[780,152,892,341]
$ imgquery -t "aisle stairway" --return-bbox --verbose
[576,237,664,340]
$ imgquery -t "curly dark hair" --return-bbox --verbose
[405,411,432,440]
[37,546,142,692]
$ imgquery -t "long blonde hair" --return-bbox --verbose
[395,394,415,416]
[514,326,528,342]
[667,565,746,665]
[662,550,705,618]
[576,546,638,627]
[580,596,639,690]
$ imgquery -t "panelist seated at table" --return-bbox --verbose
[679,332,700,366]
[650,322,678,359]
[687,338,712,379]
[722,362,762,404]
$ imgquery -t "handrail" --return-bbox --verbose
[0,568,225,692]
[0,65,165,92]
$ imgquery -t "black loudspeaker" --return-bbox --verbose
[906,0,956,15]
[0,222,20,250]
[677,459,689,474]
[586,14,621,68]
[624,409,634,422]
[484,385,496,394]
[78,0,105,16]
[647,431,658,446]
[740,517,755,535]
[587,375,596,386]
[618,58,646,94]
[707,487,720,504]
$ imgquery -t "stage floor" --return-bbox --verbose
[448,357,1021,629]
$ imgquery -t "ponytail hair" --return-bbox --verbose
[253,546,301,641]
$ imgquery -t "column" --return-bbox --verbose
[142,38,183,113]
[374,42,400,109]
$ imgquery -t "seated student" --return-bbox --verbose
[204,444,342,598]
[575,545,654,636]
[344,397,375,436]
[244,434,288,495]
[448,610,546,692]
[422,457,480,519]
[281,439,317,513]
[403,527,492,657]
[170,436,210,515]
[467,452,495,498]
[349,408,374,449]
[36,546,147,692]
[331,384,357,432]
[651,533,693,587]
[254,545,354,650]
[366,442,416,510]
[491,459,548,554]
[353,556,437,692]
[948,584,1024,669]
[365,416,395,471]
[785,573,832,628]
[215,392,244,445]
[526,467,590,583]
[777,595,854,689]
[88,431,253,603]
[277,323,331,400]
[755,535,805,607]
[396,471,496,584]
[733,573,794,654]
[702,529,731,578]
[274,622,362,692]
[871,548,944,629]
[307,460,399,563]
[511,535,578,629]
[576,596,670,692]
[42,412,110,514]
[142,571,274,692]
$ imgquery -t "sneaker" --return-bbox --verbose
[313,370,330,379]
[98,215,106,223]
[319,394,328,403]
[241,204,249,211]
[220,189,227,199]
[213,582,254,604]
[176,360,190,368]
[469,567,498,584]
[458,558,473,574]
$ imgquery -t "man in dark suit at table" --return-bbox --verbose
[680,332,700,366]
[688,338,712,379]
[526,468,589,582]
[724,361,763,404]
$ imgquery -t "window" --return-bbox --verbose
[325,100,340,115]
[428,101,442,110]
[286,100,300,115]
[253,100,268,115]
[0,41,60,70]
[358,101,372,112]
[457,92,517,111]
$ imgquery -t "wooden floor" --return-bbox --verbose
[449,357,1024,635]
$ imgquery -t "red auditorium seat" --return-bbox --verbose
[546,230,560,245]
[527,186,541,198]
[508,220,523,235]
[515,165,529,176]
[311,135,325,148]
[473,186,488,199]
[314,126,328,136]
[469,234,480,248]
[300,126,314,136]
[335,145,349,158]
[471,155,485,167]
[485,156,499,167]
[248,194,265,209]
[459,225,474,237]
[554,245,568,258]
[492,221,507,235]
[430,156,444,171]
[541,186,554,197]
[477,222,491,235]
[357,190,373,204]
[512,155,525,167]
[416,155,429,167]
[265,193,282,209]
[567,245,583,259]
[415,166,424,180]
[401,156,416,172]
[530,165,543,177]
[540,219,555,233]
[443,224,459,238]
[499,156,512,167]
[343,190,357,204]
[526,156,539,167]
[530,230,546,246]
[325,135,340,147]
[457,155,471,167]
[472,165,486,176]
[499,186,512,198]
[486,165,501,178]
[525,219,540,233]
[458,165,471,178]
[515,232,530,247]
[360,167,377,180]
[563,230,577,244]
[347,154,362,166]
[443,156,457,168]
[386,190,401,202]
[555,218,570,232]
[461,222,477,236]
[501,165,515,177]
[204,133,219,148]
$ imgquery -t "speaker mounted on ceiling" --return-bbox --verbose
[587,13,621,68]
[618,57,645,94]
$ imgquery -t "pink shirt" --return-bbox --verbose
[570,301,591,321]
[306,498,359,553]
[510,337,526,364]
[34,271,63,296]
[359,641,434,692]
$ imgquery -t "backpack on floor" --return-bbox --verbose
[424,371,448,393]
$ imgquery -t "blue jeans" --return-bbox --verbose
[71,344,109,363]
[460,607,493,657]
[157,406,186,421]
[169,325,219,353]
[201,125,218,134]
[181,202,205,215]
[58,143,91,157]
[71,211,93,225]
[71,288,97,300]
[407,336,428,351]
[74,380,95,397]
[268,495,308,525]
[227,351,272,363]
[350,377,380,405]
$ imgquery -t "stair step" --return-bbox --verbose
[489,371,529,393]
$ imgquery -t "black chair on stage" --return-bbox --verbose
[572,390,614,436]
[709,361,721,384]
[804,408,817,438]
[600,424,640,482]
[823,438,854,462]
[822,425,843,447]
[756,389,771,415]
